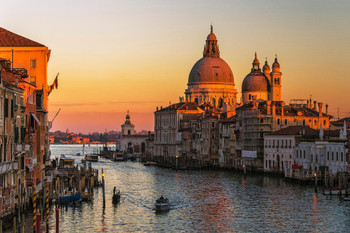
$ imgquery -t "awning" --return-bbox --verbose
[30,113,41,126]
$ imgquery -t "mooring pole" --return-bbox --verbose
[102,169,105,209]
[55,204,59,233]
[46,184,49,233]
[33,186,37,232]
[36,212,41,233]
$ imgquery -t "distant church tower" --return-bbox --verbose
[121,111,135,136]
[270,56,282,101]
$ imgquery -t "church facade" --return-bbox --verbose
[151,26,334,171]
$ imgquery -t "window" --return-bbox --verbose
[303,120,305,126]
[4,98,8,118]
[285,119,287,125]
[341,152,343,162]
[30,59,36,68]
[336,152,338,161]
[277,119,280,125]
[212,122,215,128]
[30,76,36,85]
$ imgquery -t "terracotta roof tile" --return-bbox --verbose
[0,27,45,47]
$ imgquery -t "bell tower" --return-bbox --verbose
[121,111,135,136]
[270,55,282,101]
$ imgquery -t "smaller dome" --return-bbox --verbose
[242,71,270,92]
[273,57,280,69]
[263,60,270,71]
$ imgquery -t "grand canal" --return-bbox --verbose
[48,145,350,232]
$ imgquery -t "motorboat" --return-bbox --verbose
[144,161,158,166]
[59,190,82,205]
[155,196,170,212]
[81,188,93,201]
[112,187,121,205]
[323,187,346,195]
[113,153,126,162]
[343,197,350,201]
[84,154,99,162]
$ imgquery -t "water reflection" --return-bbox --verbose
[49,145,350,232]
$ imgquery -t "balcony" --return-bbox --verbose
[0,161,18,174]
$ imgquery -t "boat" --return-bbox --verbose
[81,188,93,201]
[59,155,75,169]
[323,187,346,195]
[84,154,99,162]
[343,197,350,201]
[144,161,158,166]
[155,196,170,212]
[113,152,126,162]
[112,187,121,204]
[59,191,82,205]
[76,152,81,156]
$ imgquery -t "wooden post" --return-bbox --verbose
[56,204,59,233]
[13,216,16,233]
[21,213,25,233]
[0,219,2,233]
[46,184,49,233]
[102,169,105,209]
[36,212,41,233]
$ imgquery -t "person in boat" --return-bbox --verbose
[157,195,167,203]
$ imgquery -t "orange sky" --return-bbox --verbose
[1,0,349,133]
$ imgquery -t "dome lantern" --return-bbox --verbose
[203,25,219,58]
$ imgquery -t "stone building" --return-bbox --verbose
[235,99,332,171]
[294,127,348,181]
[185,26,237,111]
[116,111,148,156]
[0,28,54,220]
[151,25,334,171]
[264,126,318,177]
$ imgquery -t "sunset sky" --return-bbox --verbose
[1,0,349,133]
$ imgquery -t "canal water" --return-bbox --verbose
[49,145,350,232]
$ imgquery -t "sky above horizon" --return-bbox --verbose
[1,0,350,133]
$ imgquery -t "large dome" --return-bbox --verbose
[242,71,270,92]
[188,57,234,85]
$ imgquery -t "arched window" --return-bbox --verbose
[285,119,287,125]
[277,119,280,125]
[212,98,216,107]
[194,98,198,105]
[218,98,223,108]
[303,120,305,126]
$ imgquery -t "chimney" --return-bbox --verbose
[318,102,323,117]
[267,101,271,115]
[313,101,317,111]
[272,102,276,116]
[281,102,285,118]
[325,104,329,115]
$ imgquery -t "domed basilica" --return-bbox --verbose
[185,26,237,109]
[242,53,282,103]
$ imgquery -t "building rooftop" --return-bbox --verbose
[0,27,46,47]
